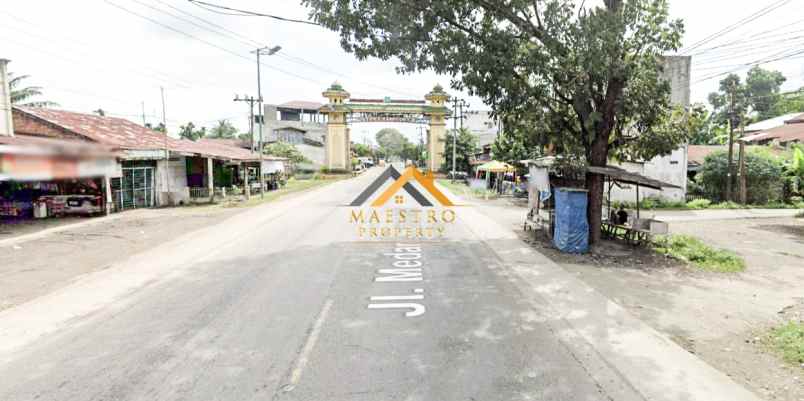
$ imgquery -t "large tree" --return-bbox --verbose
[375,128,408,159]
[304,0,686,243]
[443,128,478,173]
[745,66,786,121]
[9,73,58,107]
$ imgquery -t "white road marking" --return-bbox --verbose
[285,298,334,391]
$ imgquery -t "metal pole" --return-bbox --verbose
[256,50,264,198]
[451,97,458,182]
[160,86,170,204]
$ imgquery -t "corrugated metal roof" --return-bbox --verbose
[744,112,804,132]
[278,101,324,110]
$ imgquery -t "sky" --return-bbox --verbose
[2,0,803,145]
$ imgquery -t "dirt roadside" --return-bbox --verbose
[471,197,804,401]
[0,205,243,312]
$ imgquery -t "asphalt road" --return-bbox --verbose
[0,170,689,400]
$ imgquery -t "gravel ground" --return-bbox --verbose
[472,197,804,401]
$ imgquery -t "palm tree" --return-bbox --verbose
[8,73,58,107]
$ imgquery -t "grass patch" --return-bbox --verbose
[436,179,498,200]
[653,234,746,272]
[767,322,804,366]
[227,177,345,208]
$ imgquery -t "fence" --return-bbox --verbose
[189,187,211,199]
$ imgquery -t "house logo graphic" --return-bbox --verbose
[347,165,456,240]
[349,165,454,207]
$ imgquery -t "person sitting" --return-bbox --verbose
[616,207,629,225]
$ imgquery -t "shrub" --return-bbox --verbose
[767,322,804,365]
[709,201,746,209]
[697,148,784,204]
[686,199,712,209]
[653,234,745,272]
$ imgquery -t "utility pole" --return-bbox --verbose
[252,45,281,198]
[739,120,747,205]
[234,95,259,199]
[234,95,259,150]
[451,97,459,182]
[141,101,146,126]
[726,80,737,202]
[160,87,170,205]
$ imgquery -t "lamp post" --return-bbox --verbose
[252,45,282,198]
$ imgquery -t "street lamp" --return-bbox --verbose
[252,45,282,198]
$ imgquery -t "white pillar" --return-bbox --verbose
[207,157,214,201]
[0,59,14,137]
[104,175,113,215]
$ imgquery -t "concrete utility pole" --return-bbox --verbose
[252,45,281,199]
[726,81,737,202]
[451,97,459,182]
[234,95,259,151]
[739,121,747,204]
[234,95,259,199]
[161,86,170,205]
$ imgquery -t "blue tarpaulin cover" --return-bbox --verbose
[553,188,589,254]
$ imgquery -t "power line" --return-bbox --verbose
[679,0,792,55]
[139,0,419,97]
[689,22,804,56]
[693,47,804,83]
[103,0,325,88]
[186,0,320,26]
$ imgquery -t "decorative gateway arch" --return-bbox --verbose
[318,82,450,172]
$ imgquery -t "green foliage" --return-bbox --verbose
[696,148,784,204]
[442,128,478,173]
[303,0,688,240]
[638,196,687,210]
[653,234,745,273]
[178,122,206,141]
[767,322,804,365]
[686,199,711,209]
[770,88,804,117]
[708,67,794,124]
[145,122,166,133]
[352,142,373,157]
[263,142,309,164]
[375,128,408,158]
[8,72,58,107]
[686,103,716,145]
[492,127,541,167]
[746,66,787,121]
[709,201,746,209]
[208,119,238,139]
[708,74,749,129]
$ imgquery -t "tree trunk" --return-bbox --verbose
[586,171,604,244]
[586,131,610,245]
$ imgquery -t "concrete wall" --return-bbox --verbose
[610,56,691,203]
[156,156,189,206]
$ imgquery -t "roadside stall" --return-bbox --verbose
[590,166,679,245]
[521,158,679,249]
[474,160,517,193]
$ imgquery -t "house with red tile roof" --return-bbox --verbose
[10,106,283,210]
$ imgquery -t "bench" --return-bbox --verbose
[602,218,668,246]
